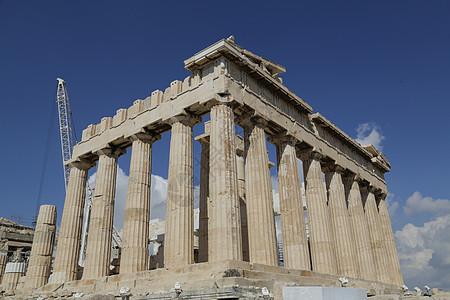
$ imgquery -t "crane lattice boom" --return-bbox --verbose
[56,78,76,190]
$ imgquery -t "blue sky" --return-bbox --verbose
[1,0,449,291]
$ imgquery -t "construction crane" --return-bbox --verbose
[56,78,76,190]
[56,78,122,267]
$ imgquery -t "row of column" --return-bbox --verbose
[192,102,402,285]
[48,100,402,288]
[50,134,161,283]
[299,154,404,285]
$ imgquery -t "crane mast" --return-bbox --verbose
[56,78,76,190]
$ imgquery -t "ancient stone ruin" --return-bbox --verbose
[3,37,427,299]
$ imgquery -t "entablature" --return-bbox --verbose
[310,113,373,161]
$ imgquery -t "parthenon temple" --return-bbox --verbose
[6,37,406,299]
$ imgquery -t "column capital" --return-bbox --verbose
[128,131,161,144]
[342,172,362,183]
[167,112,202,127]
[358,181,373,193]
[298,148,322,161]
[195,135,210,145]
[210,94,237,106]
[375,189,387,200]
[194,128,210,145]
[267,132,298,146]
[322,163,345,174]
[94,147,126,159]
[68,158,95,170]
[359,183,368,194]
[235,112,269,129]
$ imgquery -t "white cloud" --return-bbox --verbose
[403,191,450,215]
[114,168,129,230]
[386,192,399,216]
[149,174,168,220]
[355,123,385,151]
[395,215,450,290]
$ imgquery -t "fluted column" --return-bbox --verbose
[50,161,92,283]
[236,150,250,262]
[120,133,160,274]
[362,185,390,283]
[164,114,199,268]
[271,135,310,270]
[197,137,209,263]
[343,175,377,281]
[378,195,404,285]
[324,165,359,277]
[2,263,25,292]
[242,117,277,266]
[24,205,57,289]
[83,148,123,279]
[208,102,242,262]
[0,253,7,284]
[302,151,337,274]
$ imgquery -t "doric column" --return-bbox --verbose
[120,133,160,274]
[208,102,242,262]
[378,195,404,285]
[50,160,93,283]
[197,136,209,263]
[24,205,57,289]
[164,114,200,268]
[0,253,7,284]
[302,151,337,274]
[270,135,310,270]
[236,143,250,262]
[362,185,390,283]
[324,165,359,277]
[83,148,123,279]
[241,116,277,266]
[2,262,26,292]
[343,175,377,281]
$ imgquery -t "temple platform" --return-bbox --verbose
[11,260,402,299]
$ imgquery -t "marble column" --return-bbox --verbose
[343,175,377,281]
[2,263,26,292]
[0,253,7,284]
[378,195,404,285]
[302,151,337,274]
[120,133,160,274]
[243,117,277,266]
[324,165,359,277]
[164,114,199,268]
[236,140,249,262]
[50,161,92,283]
[362,185,390,283]
[197,137,209,263]
[83,148,123,279]
[24,205,57,289]
[208,103,242,262]
[271,135,310,270]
